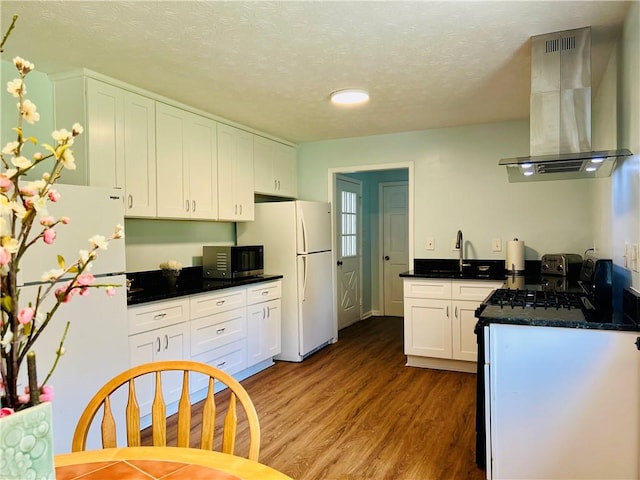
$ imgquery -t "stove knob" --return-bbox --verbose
[557,264,564,273]
[542,263,549,271]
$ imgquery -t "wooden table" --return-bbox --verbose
[55,446,294,480]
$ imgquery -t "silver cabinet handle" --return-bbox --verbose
[155,337,161,353]
[164,334,169,350]
[234,204,238,215]
[446,306,450,318]
[261,290,269,296]
[153,313,167,320]
[192,200,196,212]
[216,300,225,306]
[217,361,226,368]
[128,194,133,209]
[274,179,277,190]
[455,306,458,318]
[216,327,226,334]
[239,204,243,215]
[185,199,190,212]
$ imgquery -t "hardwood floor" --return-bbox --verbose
[150,316,486,480]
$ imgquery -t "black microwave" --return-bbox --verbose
[202,245,264,279]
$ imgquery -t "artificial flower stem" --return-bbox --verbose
[0,15,17,52]
[26,350,39,405]
[39,321,69,390]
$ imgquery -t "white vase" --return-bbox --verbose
[0,402,55,480]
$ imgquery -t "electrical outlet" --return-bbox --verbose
[492,238,502,252]
[426,237,435,250]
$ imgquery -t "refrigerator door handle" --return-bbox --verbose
[301,255,308,301]
[300,211,308,254]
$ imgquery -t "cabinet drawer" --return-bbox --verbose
[246,281,282,305]
[190,339,247,391]
[403,279,452,299]
[190,308,246,356]
[190,288,246,319]
[452,280,503,301]
[128,298,189,336]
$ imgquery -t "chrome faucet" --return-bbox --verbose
[456,230,464,272]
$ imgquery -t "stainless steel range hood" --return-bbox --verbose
[500,27,632,182]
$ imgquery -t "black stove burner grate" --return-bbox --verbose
[489,288,585,310]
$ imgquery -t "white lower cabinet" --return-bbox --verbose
[189,295,248,381]
[246,281,282,364]
[403,278,502,372]
[127,280,282,405]
[128,322,190,417]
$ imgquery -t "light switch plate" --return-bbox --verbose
[632,243,639,272]
[492,238,502,252]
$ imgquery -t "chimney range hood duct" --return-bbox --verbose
[500,27,632,182]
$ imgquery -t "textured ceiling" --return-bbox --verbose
[0,1,632,144]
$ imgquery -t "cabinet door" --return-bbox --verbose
[403,297,452,358]
[234,128,254,221]
[273,143,297,198]
[246,280,281,305]
[217,124,254,221]
[156,102,188,218]
[86,78,125,188]
[452,299,480,361]
[247,299,281,365]
[190,308,247,357]
[403,279,452,299]
[124,92,156,217]
[253,136,275,195]
[129,322,189,417]
[185,112,218,220]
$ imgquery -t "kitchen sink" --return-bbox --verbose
[412,259,506,280]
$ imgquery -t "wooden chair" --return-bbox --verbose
[72,360,261,460]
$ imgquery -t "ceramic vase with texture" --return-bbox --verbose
[162,269,180,290]
[0,401,55,480]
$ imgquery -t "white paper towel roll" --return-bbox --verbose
[506,239,525,273]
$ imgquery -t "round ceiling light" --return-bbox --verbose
[330,89,369,105]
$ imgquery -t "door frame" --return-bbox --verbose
[378,180,409,316]
[328,162,414,330]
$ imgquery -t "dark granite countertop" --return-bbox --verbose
[476,313,640,332]
[126,266,283,306]
[400,258,507,281]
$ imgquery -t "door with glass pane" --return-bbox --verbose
[335,175,362,330]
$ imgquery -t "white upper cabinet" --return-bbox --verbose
[123,93,156,217]
[254,136,297,198]
[217,123,254,221]
[53,76,124,188]
[156,103,218,220]
[184,111,218,220]
[53,76,157,218]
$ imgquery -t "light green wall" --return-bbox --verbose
[593,1,640,296]
[124,219,235,272]
[298,121,595,263]
[1,58,54,180]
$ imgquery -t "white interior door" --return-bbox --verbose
[381,182,409,316]
[335,176,362,330]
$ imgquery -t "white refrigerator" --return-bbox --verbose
[237,201,335,362]
[17,184,129,453]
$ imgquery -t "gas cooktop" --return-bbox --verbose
[477,288,594,322]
